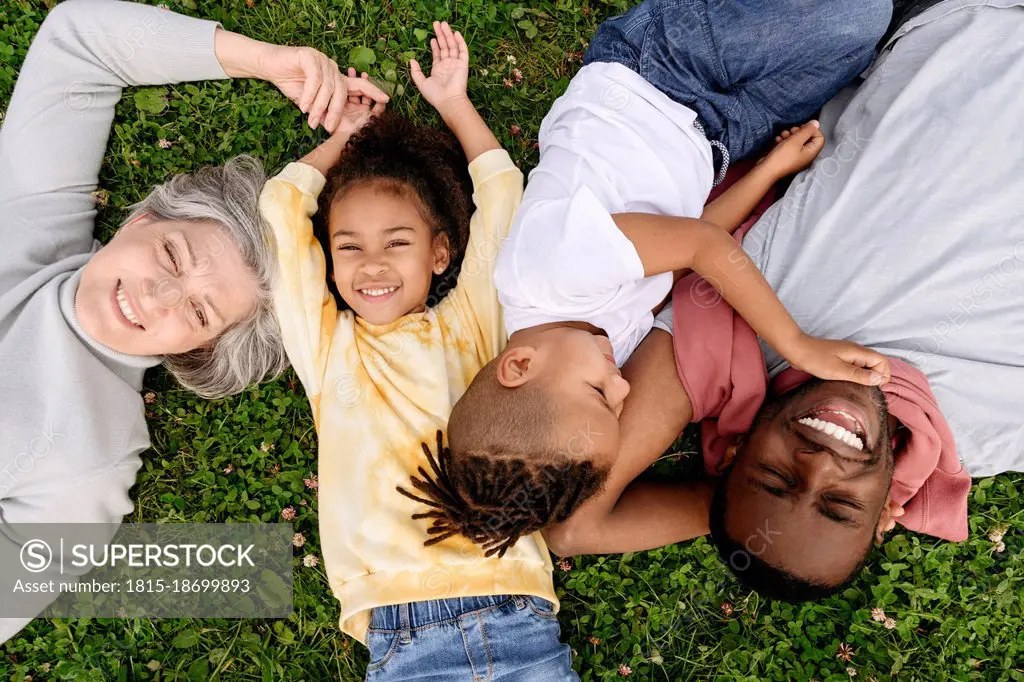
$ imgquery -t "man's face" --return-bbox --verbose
[723,380,896,585]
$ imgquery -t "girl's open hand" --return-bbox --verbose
[786,334,891,387]
[758,120,825,178]
[258,44,390,132]
[410,21,470,117]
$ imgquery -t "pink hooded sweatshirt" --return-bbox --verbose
[669,164,972,542]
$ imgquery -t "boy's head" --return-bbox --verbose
[316,111,473,325]
[709,379,899,600]
[401,326,630,555]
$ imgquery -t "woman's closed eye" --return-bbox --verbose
[164,241,181,273]
[337,244,361,251]
[192,300,208,327]
[386,239,410,248]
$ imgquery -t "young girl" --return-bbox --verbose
[260,22,576,681]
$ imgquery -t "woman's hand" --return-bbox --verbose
[786,334,891,387]
[758,120,825,178]
[410,21,470,118]
[258,44,390,132]
[214,29,388,133]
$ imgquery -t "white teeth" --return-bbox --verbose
[797,416,864,451]
[359,286,397,297]
[116,284,142,327]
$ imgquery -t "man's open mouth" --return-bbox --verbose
[796,407,866,451]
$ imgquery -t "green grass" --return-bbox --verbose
[2,0,1023,679]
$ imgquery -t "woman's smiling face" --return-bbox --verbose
[76,215,258,356]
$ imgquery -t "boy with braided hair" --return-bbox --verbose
[402,0,893,553]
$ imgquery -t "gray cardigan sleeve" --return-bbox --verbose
[0,0,228,294]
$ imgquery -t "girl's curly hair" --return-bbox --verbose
[314,111,474,310]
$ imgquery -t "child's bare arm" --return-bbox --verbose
[700,164,780,234]
[614,213,890,386]
[298,130,348,178]
[615,211,791,336]
[434,99,500,163]
[411,21,500,162]
[702,120,825,232]
[547,479,714,556]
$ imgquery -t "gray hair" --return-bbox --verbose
[126,155,288,399]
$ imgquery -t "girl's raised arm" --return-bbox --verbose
[410,21,500,162]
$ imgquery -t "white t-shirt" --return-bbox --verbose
[494,62,714,365]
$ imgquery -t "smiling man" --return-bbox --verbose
[705,378,904,599]
[544,0,1024,600]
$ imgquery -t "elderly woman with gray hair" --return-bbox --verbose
[0,0,387,642]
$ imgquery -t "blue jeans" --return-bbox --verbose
[365,596,577,681]
[585,0,893,160]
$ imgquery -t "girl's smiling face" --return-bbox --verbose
[327,179,450,325]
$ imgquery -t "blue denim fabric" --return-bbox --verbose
[365,595,577,681]
[585,0,893,160]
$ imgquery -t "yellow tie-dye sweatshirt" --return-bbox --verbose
[260,149,557,644]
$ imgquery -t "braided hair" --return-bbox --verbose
[397,430,607,557]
